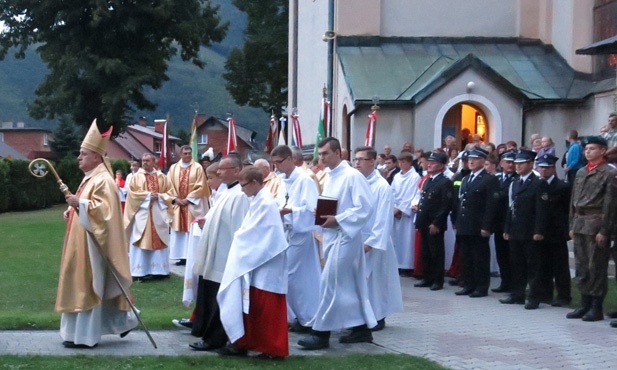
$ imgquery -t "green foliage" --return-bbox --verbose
[174,128,191,147]
[111,159,131,178]
[56,156,82,194]
[0,0,229,134]
[223,0,288,113]
[0,159,10,212]
[49,116,82,159]
[3,159,62,212]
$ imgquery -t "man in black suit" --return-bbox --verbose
[452,147,500,298]
[384,154,400,184]
[414,152,453,291]
[500,149,549,309]
[536,154,572,307]
[491,151,519,293]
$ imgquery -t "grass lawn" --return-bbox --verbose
[0,354,445,369]
[0,205,191,330]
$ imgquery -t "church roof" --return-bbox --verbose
[337,37,614,106]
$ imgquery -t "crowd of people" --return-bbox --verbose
[55,113,617,358]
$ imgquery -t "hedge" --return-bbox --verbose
[0,157,131,214]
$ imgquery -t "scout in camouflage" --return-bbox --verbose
[567,136,617,323]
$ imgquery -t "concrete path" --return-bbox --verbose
[2,276,617,370]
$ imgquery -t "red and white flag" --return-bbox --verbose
[265,114,278,153]
[226,117,238,155]
[157,119,169,172]
[365,110,377,147]
[291,114,303,148]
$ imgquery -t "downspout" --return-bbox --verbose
[327,0,334,136]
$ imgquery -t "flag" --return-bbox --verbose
[314,98,329,158]
[265,114,278,153]
[190,115,199,162]
[157,119,169,172]
[365,110,377,147]
[226,117,238,155]
[291,114,303,148]
[278,116,287,146]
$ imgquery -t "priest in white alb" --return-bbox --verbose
[124,153,174,280]
[271,145,321,333]
[217,167,289,358]
[189,156,249,351]
[391,151,421,274]
[167,145,207,266]
[354,146,404,331]
[298,137,376,350]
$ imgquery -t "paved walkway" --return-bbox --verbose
[2,276,617,369]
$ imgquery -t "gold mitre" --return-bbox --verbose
[81,119,113,156]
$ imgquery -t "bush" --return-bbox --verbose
[4,159,61,212]
[56,156,82,194]
[111,159,130,178]
[0,159,10,212]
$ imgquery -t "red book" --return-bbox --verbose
[314,196,338,226]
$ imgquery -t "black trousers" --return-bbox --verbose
[494,230,512,289]
[538,239,572,301]
[458,235,490,293]
[420,228,445,285]
[191,277,227,346]
[509,239,542,301]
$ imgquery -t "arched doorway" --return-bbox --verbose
[433,94,502,150]
[442,103,488,150]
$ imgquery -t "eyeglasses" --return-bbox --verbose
[218,167,236,170]
[272,156,289,164]
[353,157,372,162]
[240,181,252,187]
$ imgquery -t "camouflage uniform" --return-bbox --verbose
[570,163,617,297]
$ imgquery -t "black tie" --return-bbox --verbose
[468,174,475,183]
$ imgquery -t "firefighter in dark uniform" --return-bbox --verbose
[500,149,549,309]
[452,147,500,298]
[447,151,471,285]
[536,154,572,307]
[414,152,454,291]
[491,150,519,293]
[567,136,617,322]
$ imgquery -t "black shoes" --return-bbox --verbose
[610,320,617,328]
[289,322,312,333]
[430,283,443,291]
[339,329,373,344]
[499,296,525,305]
[189,341,224,351]
[455,287,474,296]
[566,295,592,319]
[469,290,487,298]
[175,259,187,266]
[172,318,193,329]
[491,285,510,293]
[298,334,330,350]
[371,318,386,332]
[217,344,248,357]
[63,341,97,349]
[120,329,132,338]
[414,280,432,288]
[524,300,540,310]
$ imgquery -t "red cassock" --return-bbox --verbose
[233,286,289,357]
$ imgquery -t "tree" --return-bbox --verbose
[174,128,190,147]
[0,0,228,135]
[49,116,82,159]
[223,0,288,113]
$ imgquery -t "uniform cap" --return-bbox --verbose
[467,147,488,159]
[536,154,559,167]
[513,149,536,163]
[427,151,448,164]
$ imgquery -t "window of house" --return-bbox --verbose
[593,0,617,78]
[0,133,3,142]
[198,133,208,144]
[43,133,49,146]
[154,141,162,154]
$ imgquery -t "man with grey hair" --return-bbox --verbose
[291,146,320,189]
[190,156,250,351]
[254,158,282,199]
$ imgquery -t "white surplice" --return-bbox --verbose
[309,160,376,331]
[217,189,288,342]
[193,183,249,283]
[391,168,421,269]
[363,170,404,321]
[279,167,321,326]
